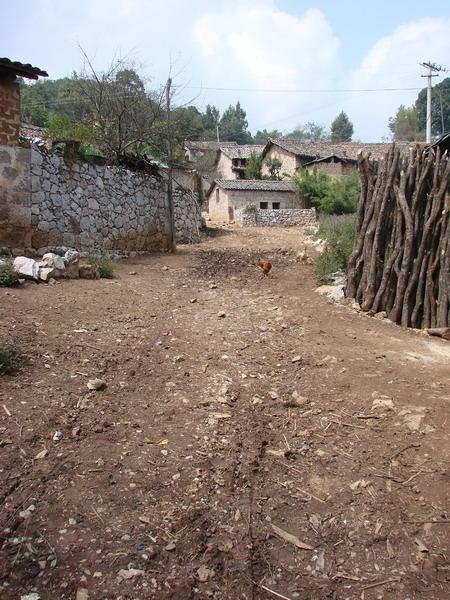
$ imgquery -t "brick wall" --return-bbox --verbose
[0,79,21,146]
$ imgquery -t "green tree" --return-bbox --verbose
[201,104,220,139]
[245,151,263,179]
[388,105,423,141]
[219,101,252,144]
[253,129,282,144]
[292,168,359,214]
[415,77,450,137]
[330,111,354,142]
[264,156,282,180]
[285,121,329,141]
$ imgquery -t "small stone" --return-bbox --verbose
[268,391,278,400]
[190,298,197,303]
[217,311,226,318]
[79,265,100,279]
[292,355,302,363]
[72,426,81,437]
[164,541,176,551]
[117,567,144,582]
[209,283,217,289]
[87,378,106,391]
[161,265,169,271]
[69,518,77,525]
[372,398,394,411]
[19,504,36,520]
[197,565,214,582]
[52,431,63,442]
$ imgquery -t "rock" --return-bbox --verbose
[217,311,226,318]
[41,252,66,271]
[39,267,55,282]
[65,262,80,279]
[164,541,176,551]
[64,249,80,264]
[52,431,63,441]
[372,397,395,411]
[75,589,89,600]
[315,284,345,302]
[374,311,387,320]
[87,378,106,391]
[21,594,41,600]
[291,355,302,363]
[19,504,36,520]
[197,565,215,582]
[117,568,144,582]
[79,265,100,279]
[13,256,40,280]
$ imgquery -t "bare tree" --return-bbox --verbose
[75,48,165,160]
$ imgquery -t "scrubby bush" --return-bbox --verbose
[292,168,359,214]
[0,263,19,287]
[0,341,21,375]
[315,214,355,284]
[87,250,114,278]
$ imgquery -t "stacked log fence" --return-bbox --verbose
[346,144,449,329]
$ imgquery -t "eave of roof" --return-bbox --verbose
[207,178,295,196]
[0,58,48,80]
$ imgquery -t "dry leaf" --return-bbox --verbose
[271,524,313,550]
[414,538,428,552]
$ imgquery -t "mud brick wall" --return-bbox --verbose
[0,79,21,146]
[0,145,201,252]
[237,207,316,227]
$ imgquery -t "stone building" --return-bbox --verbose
[207,179,303,222]
[215,144,265,180]
[260,139,416,178]
[0,58,48,146]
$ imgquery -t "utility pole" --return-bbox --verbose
[420,62,445,143]
[165,77,176,252]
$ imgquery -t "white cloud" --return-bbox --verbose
[348,17,450,140]
[192,6,450,140]
[192,3,341,129]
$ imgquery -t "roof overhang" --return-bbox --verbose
[0,58,48,80]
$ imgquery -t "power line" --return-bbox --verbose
[179,85,423,94]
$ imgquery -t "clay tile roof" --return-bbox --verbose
[214,179,295,192]
[184,140,237,151]
[219,144,265,159]
[264,139,419,161]
[0,58,48,80]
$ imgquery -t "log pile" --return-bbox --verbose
[346,145,449,329]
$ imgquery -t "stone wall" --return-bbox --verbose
[0,79,21,146]
[0,144,201,252]
[237,207,316,227]
[0,145,31,248]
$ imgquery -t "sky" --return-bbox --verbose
[2,0,449,141]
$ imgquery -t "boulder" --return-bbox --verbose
[64,249,80,264]
[64,249,80,279]
[13,256,40,280]
[41,252,66,271]
[79,264,100,279]
[39,267,55,282]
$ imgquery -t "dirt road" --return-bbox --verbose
[1,226,449,600]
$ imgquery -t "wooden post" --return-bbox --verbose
[166,77,176,252]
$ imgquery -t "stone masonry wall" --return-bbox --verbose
[0,144,201,252]
[0,79,21,146]
[237,207,316,227]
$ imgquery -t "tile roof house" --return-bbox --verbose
[0,58,48,146]
[261,139,417,178]
[207,178,302,222]
[216,144,265,180]
[183,140,238,162]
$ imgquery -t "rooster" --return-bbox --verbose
[257,259,272,276]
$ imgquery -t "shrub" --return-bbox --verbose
[315,214,355,284]
[87,250,114,278]
[292,168,359,214]
[0,341,21,375]
[0,263,19,287]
